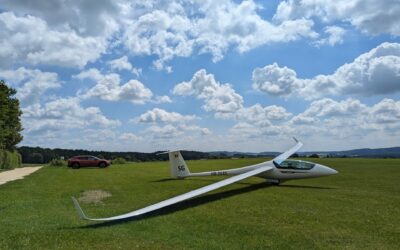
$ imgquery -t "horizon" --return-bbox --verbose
[17,144,400,154]
[1,1,399,152]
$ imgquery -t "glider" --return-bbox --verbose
[72,138,337,221]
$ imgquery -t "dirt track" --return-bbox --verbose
[0,167,42,185]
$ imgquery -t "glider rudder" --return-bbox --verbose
[168,151,191,178]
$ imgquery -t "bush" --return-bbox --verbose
[49,158,66,167]
[0,150,22,170]
[112,157,127,164]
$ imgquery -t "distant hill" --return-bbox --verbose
[211,147,400,158]
[301,147,400,158]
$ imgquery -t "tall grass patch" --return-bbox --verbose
[0,150,22,169]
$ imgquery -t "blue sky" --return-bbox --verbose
[0,0,399,152]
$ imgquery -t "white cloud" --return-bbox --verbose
[121,0,317,70]
[22,97,120,135]
[0,67,61,105]
[173,69,243,116]
[109,56,133,71]
[153,95,173,104]
[173,69,293,129]
[218,104,292,122]
[192,1,317,62]
[0,0,120,37]
[144,124,211,140]
[119,133,142,142]
[252,42,400,99]
[315,26,346,46]
[371,99,400,124]
[288,98,400,138]
[252,63,299,96]
[145,125,183,139]
[226,98,400,146]
[0,1,318,71]
[75,68,153,104]
[0,12,109,68]
[108,56,142,76]
[137,108,196,124]
[274,0,400,36]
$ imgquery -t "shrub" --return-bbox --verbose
[112,157,127,164]
[49,158,66,167]
[0,150,22,170]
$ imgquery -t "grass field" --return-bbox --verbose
[0,158,399,249]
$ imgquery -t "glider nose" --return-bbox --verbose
[317,164,338,176]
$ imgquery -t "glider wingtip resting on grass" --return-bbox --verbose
[72,197,90,220]
[72,138,338,222]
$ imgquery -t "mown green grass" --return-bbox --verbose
[0,158,399,249]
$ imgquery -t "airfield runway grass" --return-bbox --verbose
[0,158,399,249]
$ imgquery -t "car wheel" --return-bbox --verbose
[99,162,107,168]
[72,162,80,169]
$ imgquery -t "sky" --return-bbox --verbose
[0,0,399,152]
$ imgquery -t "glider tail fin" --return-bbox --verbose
[168,151,191,178]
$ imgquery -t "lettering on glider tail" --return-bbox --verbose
[178,165,186,171]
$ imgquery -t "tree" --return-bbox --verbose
[308,153,320,158]
[0,80,23,150]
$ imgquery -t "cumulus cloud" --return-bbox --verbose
[0,67,61,105]
[108,56,142,76]
[0,12,109,68]
[145,124,211,140]
[0,0,316,71]
[22,97,120,134]
[227,98,400,143]
[274,0,400,36]
[315,26,346,47]
[173,69,243,116]
[153,95,173,104]
[75,68,153,104]
[173,68,293,129]
[288,98,400,138]
[137,108,197,123]
[121,0,317,70]
[0,0,120,36]
[252,42,400,99]
[219,104,292,122]
[119,132,142,142]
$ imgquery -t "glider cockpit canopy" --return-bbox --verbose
[274,159,315,170]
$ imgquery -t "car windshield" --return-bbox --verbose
[276,160,315,170]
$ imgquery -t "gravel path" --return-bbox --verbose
[0,167,43,185]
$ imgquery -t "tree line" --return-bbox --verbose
[0,80,23,169]
[18,146,212,164]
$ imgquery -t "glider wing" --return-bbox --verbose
[72,164,273,221]
[272,138,303,165]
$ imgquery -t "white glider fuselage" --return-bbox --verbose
[169,150,337,182]
[176,161,337,180]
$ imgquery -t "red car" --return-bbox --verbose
[68,155,110,169]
